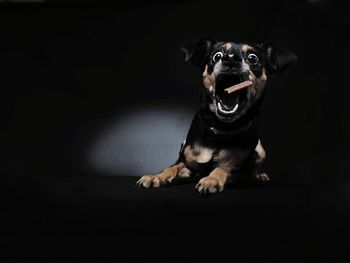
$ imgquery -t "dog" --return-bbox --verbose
[137,39,297,194]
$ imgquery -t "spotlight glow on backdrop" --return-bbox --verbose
[88,106,194,176]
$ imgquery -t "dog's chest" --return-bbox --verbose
[181,142,241,171]
[183,144,214,164]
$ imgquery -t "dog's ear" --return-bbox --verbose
[181,38,216,69]
[259,43,298,75]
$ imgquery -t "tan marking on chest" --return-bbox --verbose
[184,145,213,164]
[255,139,266,161]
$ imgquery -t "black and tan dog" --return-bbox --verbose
[137,39,297,194]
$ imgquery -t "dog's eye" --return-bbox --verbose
[212,52,223,63]
[247,53,259,65]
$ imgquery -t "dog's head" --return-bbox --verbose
[182,39,297,123]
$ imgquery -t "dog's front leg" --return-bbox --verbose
[137,162,192,188]
[195,167,230,194]
[252,140,270,182]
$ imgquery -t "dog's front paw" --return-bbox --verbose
[195,176,224,194]
[136,175,169,188]
[136,175,159,188]
[255,173,270,182]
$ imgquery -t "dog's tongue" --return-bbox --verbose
[225,80,253,94]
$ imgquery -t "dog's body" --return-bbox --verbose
[137,39,297,193]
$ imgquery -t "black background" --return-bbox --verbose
[1,0,350,262]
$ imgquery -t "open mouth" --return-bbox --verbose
[214,73,252,118]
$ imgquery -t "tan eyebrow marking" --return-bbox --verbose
[242,44,254,53]
[223,42,232,51]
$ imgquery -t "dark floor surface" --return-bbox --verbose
[1,174,350,262]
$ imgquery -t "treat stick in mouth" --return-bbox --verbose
[224,80,253,94]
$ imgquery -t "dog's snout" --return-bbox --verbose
[221,54,229,62]
[221,53,242,67]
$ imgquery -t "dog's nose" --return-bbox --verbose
[221,54,229,62]
[221,53,242,67]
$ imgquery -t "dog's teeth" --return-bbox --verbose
[218,102,223,111]
[217,102,239,114]
[232,103,239,113]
